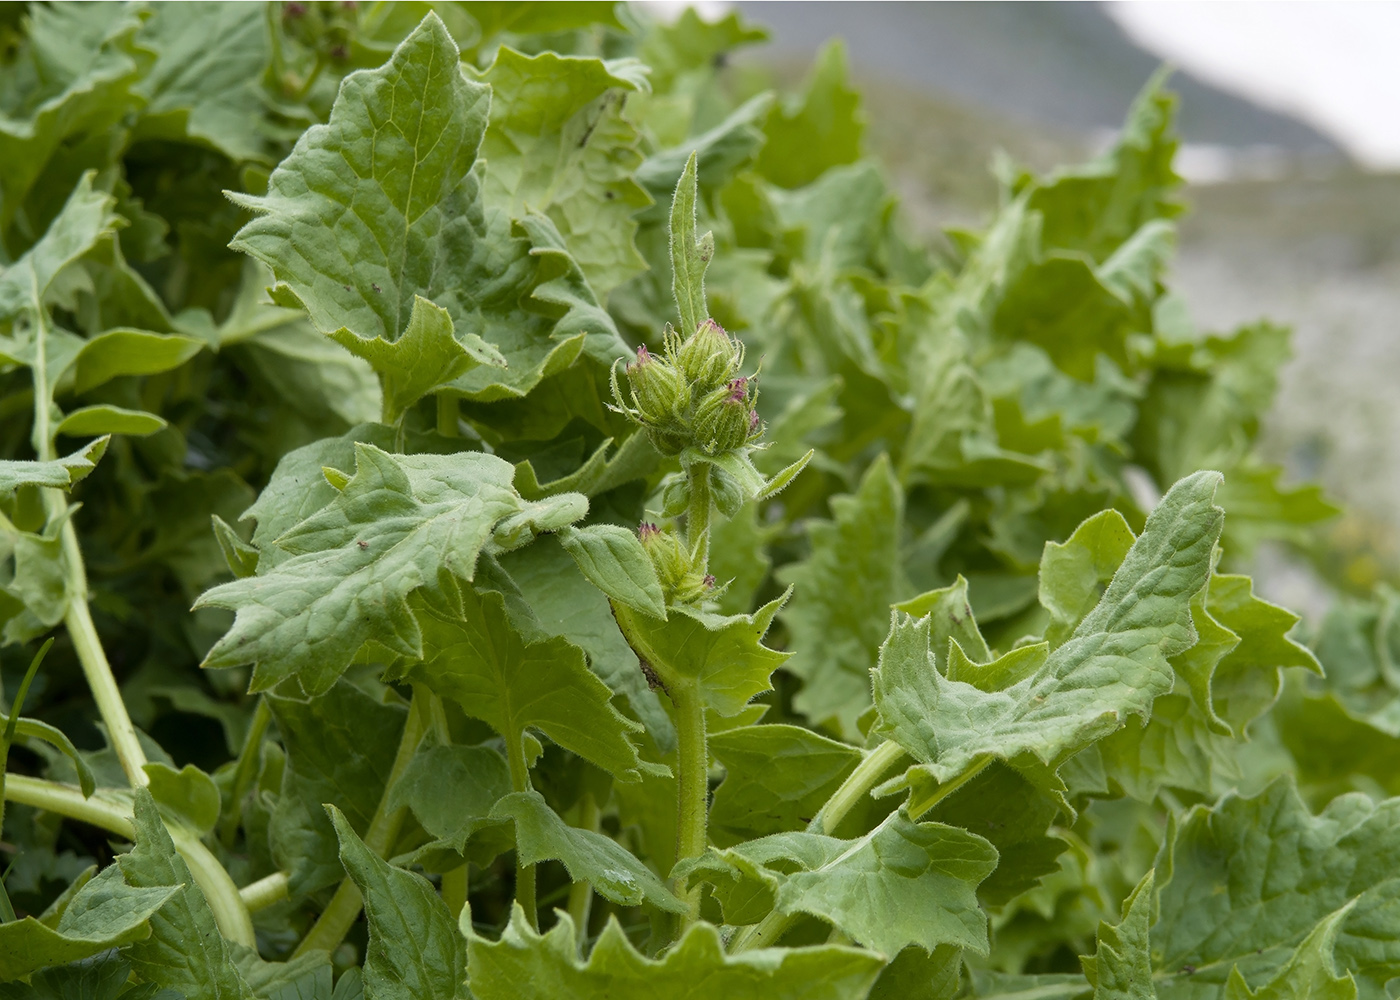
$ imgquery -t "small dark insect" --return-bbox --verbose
[343,284,351,292]
[604,190,616,200]
[357,540,369,550]
[371,283,382,293]
[1181,965,1196,975]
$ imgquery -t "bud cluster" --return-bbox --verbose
[611,319,764,457]
[282,1,358,69]
[638,522,716,607]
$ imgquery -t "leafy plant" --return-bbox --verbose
[0,3,1388,998]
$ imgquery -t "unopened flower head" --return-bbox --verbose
[638,522,711,605]
[676,318,743,394]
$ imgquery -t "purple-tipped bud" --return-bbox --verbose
[283,1,307,17]
[726,377,748,402]
[676,318,742,393]
[703,574,716,588]
[624,350,686,428]
[748,409,762,434]
[639,522,661,541]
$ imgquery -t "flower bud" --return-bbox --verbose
[624,346,687,427]
[639,522,711,605]
[692,377,759,454]
[676,319,742,394]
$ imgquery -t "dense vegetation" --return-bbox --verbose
[2,3,1398,997]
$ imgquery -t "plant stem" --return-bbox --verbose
[4,774,134,839]
[566,792,599,946]
[2,775,255,945]
[436,394,459,437]
[671,680,708,927]
[293,689,429,956]
[808,740,908,835]
[904,754,993,821]
[64,583,148,787]
[441,864,468,920]
[687,464,712,568]
[220,697,272,847]
[171,828,257,946]
[241,870,290,912]
[505,727,538,930]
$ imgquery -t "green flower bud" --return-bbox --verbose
[625,346,687,426]
[692,377,760,454]
[676,318,742,394]
[639,522,714,606]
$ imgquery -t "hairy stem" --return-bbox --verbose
[687,464,712,569]
[220,697,272,847]
[904,754,994,821]
[505,726,538,930]
[671,681,708,927]
[240,870,290,912]
[293,689,429,956]
[808,740,908,835]
[3,775,255,945]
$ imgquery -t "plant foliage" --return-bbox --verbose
[0,3,1385,998]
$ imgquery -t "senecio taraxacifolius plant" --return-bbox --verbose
[0,3,1391,999]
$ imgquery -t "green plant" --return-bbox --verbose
[0,3,1393,998]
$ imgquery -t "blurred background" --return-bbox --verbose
[658,0,1400,602]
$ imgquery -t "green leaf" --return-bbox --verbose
[131,2,269,161]
[328,807,469,1000]
[385,740,512,865]
[212,514,258,578]
[0,953,155,1000]
[143,762,221,835]
[1223,904,1358,1000]
[0,865,175,980]
[867,945,963,1000]
[327,296,502,425]
[875,472,1223,798]
[54,405,165,437]
[490,789,686,913]
[708,810,999,956]
[117,790,255,999]
[1028,72,1183,260]
[780,454,905,736]
[557,524,667,619]
[1038,508,1137,648]
[228,14,606,407]
[0,8,141,242]
[401,578,643,781]
[1081,870,1157,999]
[67,328,204,394]
[466,908,885,1000]
[610,591,791,718]
[269,680,408,897]
[0,437,107,496]
[1,717,96,800]
[756,40,863,189]
[1154,779,1400,997]
[228,15,490,349]
[499,537,674,752]
[924,762,1065,906]
[708,724,862,847]
[669,151,713,337]
[196,443,587,694]
[478,47,651,296]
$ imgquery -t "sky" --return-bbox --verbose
[1108,1,1400,168]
